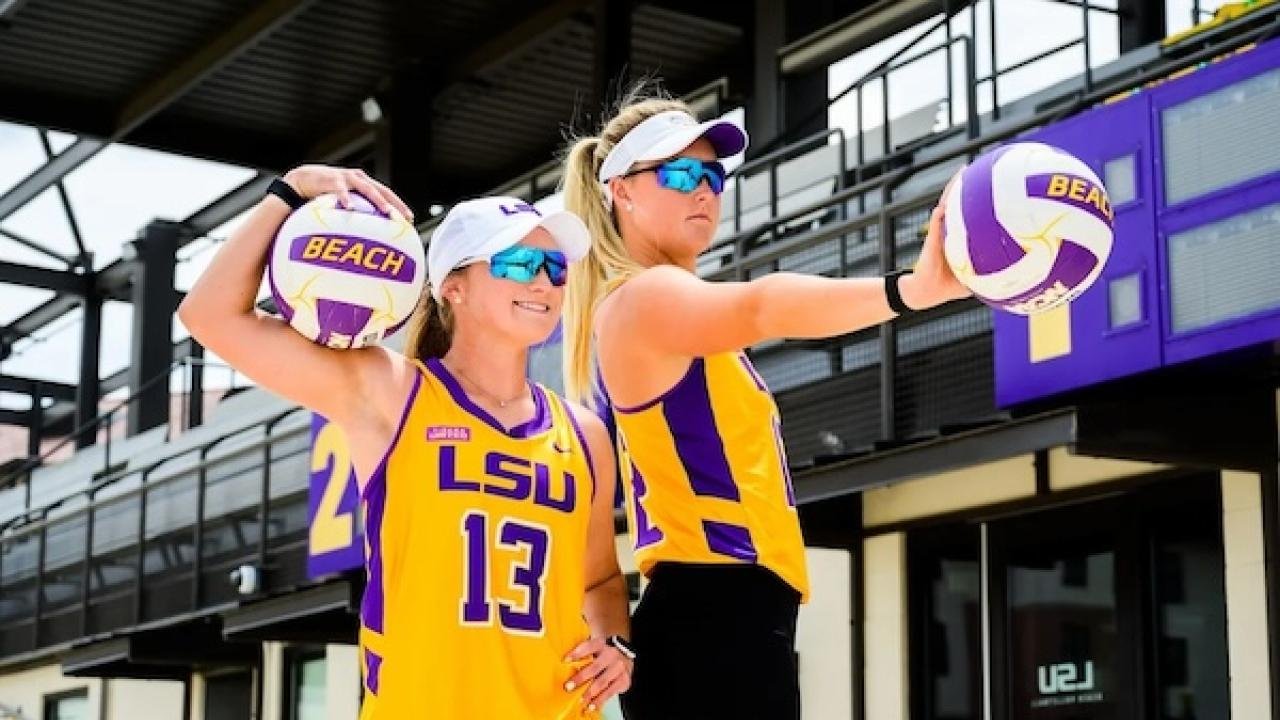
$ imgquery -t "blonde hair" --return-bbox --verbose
[560,85,692,402]
[402,289,455,361]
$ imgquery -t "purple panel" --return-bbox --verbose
[994,93,1161,406]
[1150,38,1280,365]
[307,414,364,579]
[961,145,1025,274]
[1159,179,1280,364]
[658,359,741,502]
[701,520,757,562]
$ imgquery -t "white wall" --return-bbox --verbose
[862,533,908,720]
[1222,471,1273,720]
[797,548,854,720]
[325,644,360,720]
[0,662,183,720]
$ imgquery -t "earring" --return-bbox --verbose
[625,202,634,212]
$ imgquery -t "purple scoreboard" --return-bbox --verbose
[996,39,1280,406]
[307,413,364,578]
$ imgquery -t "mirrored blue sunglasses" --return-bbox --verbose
[625,157,727,195]
[488,244,568,286]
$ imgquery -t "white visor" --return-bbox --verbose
[427,196,590,300]
[597,110,748,208]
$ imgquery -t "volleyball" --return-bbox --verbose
[942,141,1114,315]
[267,193,425,348]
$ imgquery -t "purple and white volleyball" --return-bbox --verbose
[268,193,425,348]
[943,142,1114,315]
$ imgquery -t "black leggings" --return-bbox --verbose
[620,563,801,720]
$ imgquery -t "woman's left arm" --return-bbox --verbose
[563,404,632,712]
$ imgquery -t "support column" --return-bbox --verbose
[76,289,101,448]
[26,386,42,457]
[126,221,180,436]
[863,532,908,720]
[376,63,434,214]
[1117,0,1166,53]
[593,0,633,117]
[745,0,784,149]
[187,341,205,430]
[1222,471,1274,718]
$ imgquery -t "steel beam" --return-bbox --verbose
[0,261,88,294]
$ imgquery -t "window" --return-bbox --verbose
[284,647,326,720]
[1108,273,1142,329]
[1103,154,1137,206]
[204,669,254,720]
[910,525,982,720]
[43,689,88,720]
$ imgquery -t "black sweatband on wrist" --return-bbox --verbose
[885,269,916,316]
[267,177,306,211]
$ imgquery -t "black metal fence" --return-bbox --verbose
[0,408,313,657]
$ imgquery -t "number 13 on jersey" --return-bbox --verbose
[459,510,552,636]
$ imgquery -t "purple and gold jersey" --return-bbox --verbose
[358,358,600,719]
[608,351,809,600]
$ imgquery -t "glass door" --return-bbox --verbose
[990,501,1139,720]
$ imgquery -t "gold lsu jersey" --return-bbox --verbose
[609,351,809,600]
[359,357,601,719]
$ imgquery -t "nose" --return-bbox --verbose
[528,267,553,291]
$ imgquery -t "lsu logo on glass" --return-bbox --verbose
[1038,660,1095,695]
[438,446,577,513]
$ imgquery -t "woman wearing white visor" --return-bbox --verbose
[560,93,969,718]
[180,166,633,718]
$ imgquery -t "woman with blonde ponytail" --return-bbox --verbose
[180,167,633,718]
[561,91,971,720]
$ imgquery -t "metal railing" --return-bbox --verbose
[0,355,250,524]
[0,405,312,656]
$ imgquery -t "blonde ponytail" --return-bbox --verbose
[403,290,455,361]
[560,86,692,403]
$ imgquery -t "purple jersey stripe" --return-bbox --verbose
[561,398,598,500]
[359,365,423,634]
[630,462,665,549]
[425,358,552,438]
[701,520,758,562]
[660,358,740,501]
[738,353,768,392]
[962,145,1026,274]
[364,648,382,695]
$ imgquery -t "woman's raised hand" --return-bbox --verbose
[281,165,414,221]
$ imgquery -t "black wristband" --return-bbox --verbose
[267,177,306,211]
[885,270,916,316]
[606,634,637,661]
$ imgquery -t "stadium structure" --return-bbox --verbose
[1,1,1279,718]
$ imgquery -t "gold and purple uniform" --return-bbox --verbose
[608,351,809,600]
[359,358,600,719]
